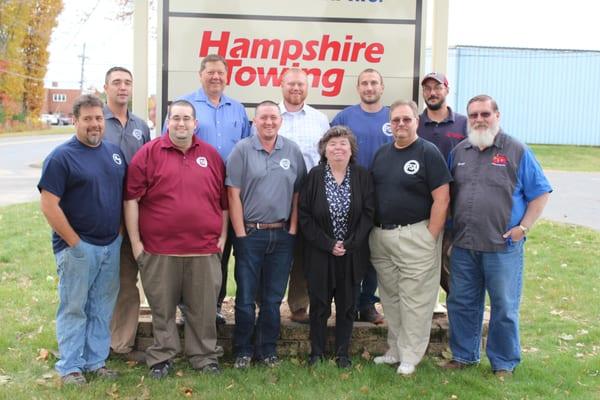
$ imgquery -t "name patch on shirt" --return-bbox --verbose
[403,160,420,175]
[280,158,291,170]
[132,129,143,141]
[112,154,122,165]
[446,132,465,139]
[492,153,508,167]
[196,156,208,168]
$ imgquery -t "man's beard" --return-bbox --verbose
[467,121,499,149]
[426,100,443,111]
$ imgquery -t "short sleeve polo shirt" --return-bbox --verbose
[103,105,151,164]
[226,134,307,223]
[449,132,552,252]
[125,135,227,255]
[417,107,467,161]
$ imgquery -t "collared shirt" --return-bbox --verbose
[38,137,126,253]
[449,131,552,252]
[226,134,307,223]
[324,163,351,240]
[176,88,250,160]
[277,102,330,170]
[125,135,227,255]
[331,104,393,169]
[418,106,467,161]
[103,105,151,164]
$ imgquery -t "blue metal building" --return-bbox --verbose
[427,46,600,146]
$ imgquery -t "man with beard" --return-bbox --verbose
[175,54,250,325]
[441,95,551,377]
[277,68,330,323]
[418,72,467,299]
[38,95,126,385]
[330,68,392,324]
[103,67,151,363]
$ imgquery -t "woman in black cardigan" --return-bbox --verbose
[299,126,375,368]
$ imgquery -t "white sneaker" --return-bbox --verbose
[397,362,415,375]
[373,354,399,365]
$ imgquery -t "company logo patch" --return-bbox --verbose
[382,122,392,136]
[280,158,291,170]
[403,160,420,175]
[132,129,143,141]
[446,132,465,140]
[112,154,122,165]
[196,157,208,168]
[492,153,508,167]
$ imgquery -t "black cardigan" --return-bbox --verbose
[298,163,375,304]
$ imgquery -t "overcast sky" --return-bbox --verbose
[44,0,600,91]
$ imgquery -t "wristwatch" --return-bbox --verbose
[518,224,529,235]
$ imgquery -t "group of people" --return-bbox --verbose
[38,54,551,386]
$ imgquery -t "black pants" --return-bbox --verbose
[308,258,358,358]
[218,225,235,308]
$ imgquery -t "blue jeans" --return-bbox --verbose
[357,262,380,310]
[54,235,122,376]
[233,228,295,359]
[447,242,524,372]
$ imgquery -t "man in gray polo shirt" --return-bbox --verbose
[226,100,306,369]
[103,66,151,363]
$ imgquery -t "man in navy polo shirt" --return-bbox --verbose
[442,95,551,377]
[103,66,151,363]
[39,95,126,386]
[176,54,250,324]
[418,72,468,299]
[331,68,392,324]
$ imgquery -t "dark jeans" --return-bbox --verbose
[233,228,295,359]
[356,262,380,310]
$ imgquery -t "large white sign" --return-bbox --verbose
[159,0,427,119]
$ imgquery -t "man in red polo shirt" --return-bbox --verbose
[124,99,228,378]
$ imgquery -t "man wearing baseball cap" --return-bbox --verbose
[418,72,468,299]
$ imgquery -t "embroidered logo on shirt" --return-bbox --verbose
[403,160,420,175]
[446,132,465,139]
[457,162,466,166]
[196,157,208,168]
[280,158,291,170]
[492,153,508,167]
[112,154,122,165]
[382,122,393,136]
[132,129,143,141]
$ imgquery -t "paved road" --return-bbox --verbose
[0,133,72,206]
[1,135,599,231]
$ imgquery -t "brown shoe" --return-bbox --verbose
[290,308,309,324]
[358,305,384,325]
[494,370,513,378]
[439,360,470,370]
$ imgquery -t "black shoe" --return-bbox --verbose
[216,311,226,325]
[149,360,172,379]
[336,356,352,369]
[358,304,384,324]
[197,363,221,375]
[307,354,324,366]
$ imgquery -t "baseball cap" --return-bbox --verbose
[421,72,449,87]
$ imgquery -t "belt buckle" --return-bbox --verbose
[256,222,261,229]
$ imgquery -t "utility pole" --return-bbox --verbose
[78,43,88,93]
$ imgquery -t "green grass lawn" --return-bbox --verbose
[0,202,599,399]
[529,144,600,172]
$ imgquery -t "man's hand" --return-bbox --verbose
[502,226,526,242]
[217,236,226,253]
[131,240,145,260]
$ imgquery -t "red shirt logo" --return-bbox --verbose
[492,153,508,166]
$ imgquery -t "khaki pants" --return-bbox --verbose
[138,252,222,368]
[110,236,140,353]
[287,236,309,313]
[369,220,441,365]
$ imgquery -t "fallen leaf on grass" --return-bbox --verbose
[340,372,351,380]
[354,363,363,372]
[36,348,49,361]
[126,361,137,367]
[550,309,563,316]
[0,375,12,385]
[559,334,574,341]
[226,383,234,390]
[450,395,458,399]
[522,347,539,353]
[182,387,193,397]
[176,370,184,377]
[290,357,300,366]
[106,383,119,398]
[359,386,369,394]
[441,350,453,360]
[41,373,54,379]
[361,349,371,360]
[577,329,589,335]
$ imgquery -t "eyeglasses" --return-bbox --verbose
[422,85,445,93]
[468,111,493,119]
[390,117,414,125]
[170,116,194,123]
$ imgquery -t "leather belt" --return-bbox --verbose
[375,223,401,230]
[245,222,286,230]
